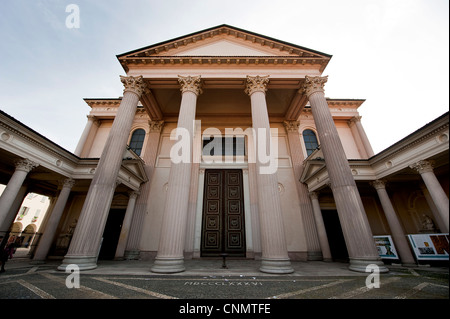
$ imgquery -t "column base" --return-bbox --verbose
[150,257,185,273]
[57,256,98,271]
[260,258,294,274]
[307,251,323,261]
[124,250,140,260]
[348,257,389,273]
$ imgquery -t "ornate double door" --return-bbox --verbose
[201,169,246,257]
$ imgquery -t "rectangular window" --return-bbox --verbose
[202,137,245,156]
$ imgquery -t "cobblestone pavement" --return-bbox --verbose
[0,259,448,300]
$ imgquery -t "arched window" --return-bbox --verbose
[129,129,146,156]
[303,129,319,156]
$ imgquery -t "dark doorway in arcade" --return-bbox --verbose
[98,209,126,260]
[321,210,349,262]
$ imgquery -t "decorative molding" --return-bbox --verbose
[283,120,300,133]
[309,191,319,200]
[370,179,387,190]
[14,158,39,173]
[120,75,147,97]
[409,160,435,174]
[148,120,165,133]
[178,75,203,96]
[245,75,269,96]
[59,178,76,189]
[302,75,328,97]
[348,116,362,126]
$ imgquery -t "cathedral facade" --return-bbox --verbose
[0,25,448,274]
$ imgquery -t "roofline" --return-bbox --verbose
[116,24,332,59]
[370,111,449,160]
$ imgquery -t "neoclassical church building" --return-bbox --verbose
[0,25,448,274]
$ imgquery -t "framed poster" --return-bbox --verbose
[408,234,449,260]
[374,235,398,259]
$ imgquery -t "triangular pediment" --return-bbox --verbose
[173,38,274,56]
[118,24,331,61]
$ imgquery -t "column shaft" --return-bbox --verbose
[285,121,322,260]
[410,160,449,232]
[115,191,139,259]
[151,76,201,273]
[246,75,293,274]
[0,159,38,230]
[371,180,416,266]
[303,76,387,273]
[32,179,75,263]
[74,115,96,156]
[309,192,332,261]
[125,121,164,259]
[59,76,146,271]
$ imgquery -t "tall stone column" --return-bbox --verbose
[115,190,139,259]
[124,120,164,260]
[32,178,75,263]
[302,75,387,273]
[74,115,97,157]
[151,75,202,273]
[409,160,449,232]
[370,180,416,266]
[58,75,146,271]
[284,120,322,260]
[348,116,374,158]
[245,75,293,274]
[309,192,332,261]
[0,159,38,229]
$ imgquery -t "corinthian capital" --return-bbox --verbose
[370,179,387,190]
[283,120,300,133]
[410,160,434,174]
[302,75,328,97]
[178,75,203,96]
[245,75,269,96]
[120,75,147,97]
[15,158,39,173]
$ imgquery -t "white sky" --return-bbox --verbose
[0,0,448,154]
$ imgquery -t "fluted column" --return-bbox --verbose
[284,120,322,260]
[74,115,97,157]
[58,75,146,271]
[246,75,293,274]
[302,76,387,273]
[151,75,202,273]
[124,120,164,260]
[32,178,75,263]
[115,190,139,260]
[309,192,332,261]
[371,180,416,266]
[0,159,38,229]
[409,160,449,232]
[348,116,374,158]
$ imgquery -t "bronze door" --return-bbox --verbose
[201,169,246,257]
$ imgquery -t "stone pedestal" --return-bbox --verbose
[58,76,146,271]
[303,76,387,273]
[151,76,202,273]
[246,75,293,274]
